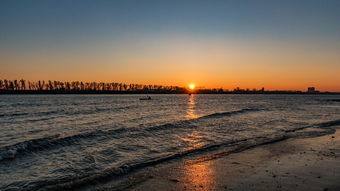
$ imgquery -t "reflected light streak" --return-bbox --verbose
[186,94,198,119]
[181,94,216,190]
[181,131,205,150]
[181,160,216,190]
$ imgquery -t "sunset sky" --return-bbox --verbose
[1,0,340,91]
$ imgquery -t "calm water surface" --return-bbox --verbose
[0,94,339,190]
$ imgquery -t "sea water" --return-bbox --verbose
[0,94,339,190]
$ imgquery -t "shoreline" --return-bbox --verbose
[1,90,340,95]
[94,129,340,191]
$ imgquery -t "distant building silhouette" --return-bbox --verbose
[307,87,317,93]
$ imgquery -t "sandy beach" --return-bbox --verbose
[96,129,340,191]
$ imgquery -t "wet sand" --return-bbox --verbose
[96,130,340,191]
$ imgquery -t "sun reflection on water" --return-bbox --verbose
[181,131,205,150]
[181,95,216,190]
[181,160,216,191]
[186,94,198,119]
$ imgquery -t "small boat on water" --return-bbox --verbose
[139,96,152,100]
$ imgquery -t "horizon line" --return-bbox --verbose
[0,79,338,93]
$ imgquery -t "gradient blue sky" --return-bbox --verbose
[1,0,340,91]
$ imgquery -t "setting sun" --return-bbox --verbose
[189,84,196,90]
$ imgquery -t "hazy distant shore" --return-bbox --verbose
[1,90,339,94]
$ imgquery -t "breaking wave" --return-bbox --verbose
[1,116,340,191]
[0,108,261,162]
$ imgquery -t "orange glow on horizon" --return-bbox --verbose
[1,35,340,92]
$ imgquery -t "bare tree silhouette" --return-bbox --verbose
[0,80,3,90]
[20,79,26,90]
[0,79,190,93]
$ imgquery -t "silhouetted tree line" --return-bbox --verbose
[0,79,186,93]
[0,79,336,94]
